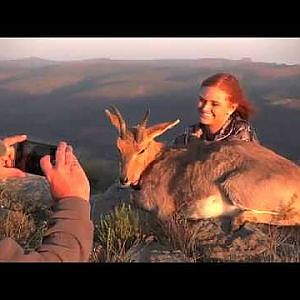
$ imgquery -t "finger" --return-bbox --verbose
[69,152,82,171]
[55,141,67,168]
[0,146,14,167]
[65,145,74,166]
[4,158,13,168]
[0,157,6,167]
[69,148,80,164]
[6,146,15,166]
[40,155,53,179]
[3,134,27,146]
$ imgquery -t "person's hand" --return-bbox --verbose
[40,141,90,202]
[0,134,27,180]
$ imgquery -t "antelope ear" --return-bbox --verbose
[146,119,180,140]
[105,109,121,133]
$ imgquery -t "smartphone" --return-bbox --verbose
[14,140,57,176]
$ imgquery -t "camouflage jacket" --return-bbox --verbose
[173,113,259,147]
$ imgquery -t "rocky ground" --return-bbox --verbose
[1,177,300,262]
[91,183,300,262]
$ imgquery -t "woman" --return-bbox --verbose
[173,73,259,147]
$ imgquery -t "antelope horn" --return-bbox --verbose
[111,106,127,139]
[139,107,150,128]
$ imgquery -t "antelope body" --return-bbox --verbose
[105,107,300,227]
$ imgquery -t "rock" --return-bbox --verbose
[147,249,193,262]
[0,174,52,213]
[0,174,53,249]
[125,239,193,262]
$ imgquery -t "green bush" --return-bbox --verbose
[91,203,149,262]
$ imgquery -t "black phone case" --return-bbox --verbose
[14,141,57,176]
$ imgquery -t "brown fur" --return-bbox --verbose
[106,107,300,226]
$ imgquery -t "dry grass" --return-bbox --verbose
[155,216,203,262]
[0,185,51,251]
[0,211,34,244]
[252,225,300,262]
[90,203,151,262]
[145,215,300,263]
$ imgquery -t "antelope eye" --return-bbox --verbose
[138,149,146,155]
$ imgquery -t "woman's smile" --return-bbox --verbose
[199,112,213,119]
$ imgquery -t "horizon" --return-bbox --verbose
[0,38,299,65]
[1,55,299,66]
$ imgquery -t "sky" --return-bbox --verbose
[0,38,299,65]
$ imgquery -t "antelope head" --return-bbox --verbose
[105,106,180,188]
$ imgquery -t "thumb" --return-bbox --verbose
[40,155,53,178]
[3,134,27,146]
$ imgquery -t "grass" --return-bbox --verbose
[155,216,203,262]
[0,185,51,251]
[254,226,300,262]
[90,203,152,262]
[0,210,35,244]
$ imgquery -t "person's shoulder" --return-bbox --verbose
[233,114,251,125]
[230,114,260,143]
[232,115,253,132]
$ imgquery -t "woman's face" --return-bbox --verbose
[197,86,238,130]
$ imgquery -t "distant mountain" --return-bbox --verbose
[0,57,60,69]
[0,57,299,98]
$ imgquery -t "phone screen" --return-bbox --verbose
[14,141,57,176]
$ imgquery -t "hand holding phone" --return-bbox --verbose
[14,140,57,176]
[0,134,27,180]
[40,141,90,202]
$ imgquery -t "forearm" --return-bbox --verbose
[0,198,94,262]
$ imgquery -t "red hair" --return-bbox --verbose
[201,73,256,120]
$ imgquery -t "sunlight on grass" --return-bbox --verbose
[90,203,150,262]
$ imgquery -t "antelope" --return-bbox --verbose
[105,106,300,227]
